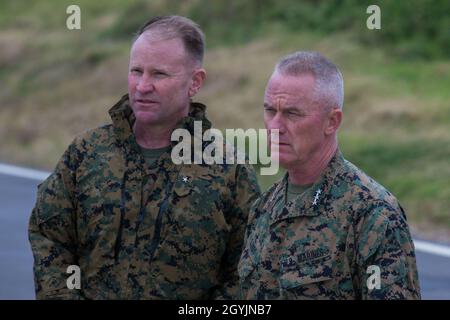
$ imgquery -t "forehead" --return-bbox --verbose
[130,32,188,64]
[264,72,315,105]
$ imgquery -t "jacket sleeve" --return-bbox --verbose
[211,163,261,299]
[356,203,421,300]
[28,139,84,299]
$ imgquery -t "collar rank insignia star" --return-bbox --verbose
[182,176,189,183]
[312,188,322,206]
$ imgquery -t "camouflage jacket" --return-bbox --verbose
[29,94,260,299]
[238,150,420,299]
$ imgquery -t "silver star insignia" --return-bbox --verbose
[312,188,322,206]
[182,176,189,183]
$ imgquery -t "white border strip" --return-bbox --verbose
[0,163,50,181]
[414,240,450,258]
[1,162,450,258]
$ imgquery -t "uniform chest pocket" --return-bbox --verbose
[169,174,231,264]
[279,258,336,299]
[173,174,221,201]
[76,184,105,222]
[75,182,120,247]
[172,174,228,228]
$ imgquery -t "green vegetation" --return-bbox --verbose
[1,1,449,232]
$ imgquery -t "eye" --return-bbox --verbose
[264,107,276,114]
[130,68,142,74]
[286,110,301,118]
[153,70,168,77]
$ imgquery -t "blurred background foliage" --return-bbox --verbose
[0,0,449,234]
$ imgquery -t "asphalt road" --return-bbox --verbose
[1,170,449,300]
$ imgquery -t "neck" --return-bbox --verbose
[288,139,338,185]
[133,121,174,149]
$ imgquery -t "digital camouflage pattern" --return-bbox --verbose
[29,94,261,299]
[238,150,421,300]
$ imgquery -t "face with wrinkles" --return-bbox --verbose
[264,72,331,169]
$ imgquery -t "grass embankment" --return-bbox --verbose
[1,1,449,233]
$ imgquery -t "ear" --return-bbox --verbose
[324,107,342,135]
[188,68,206,97]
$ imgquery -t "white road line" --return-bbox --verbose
[414,240,450,258]
[0,163,50,181]
[1,162,450,258]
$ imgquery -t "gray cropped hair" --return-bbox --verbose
[275,51,344,110]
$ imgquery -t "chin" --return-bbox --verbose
[277,156,291,169]
[133,110,161,124]
[278,153,299,169]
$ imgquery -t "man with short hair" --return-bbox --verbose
[238,51,420,299]
[29,15,260,300]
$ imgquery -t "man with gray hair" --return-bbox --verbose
[238,51,420,299]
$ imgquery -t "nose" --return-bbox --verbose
[266,113,286,135]
[136,74,155,94]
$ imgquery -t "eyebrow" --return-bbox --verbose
[263,103,304,113]
[129,64,173,73]
[152,68,169,73]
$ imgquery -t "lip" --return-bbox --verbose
[135,99,159,106]
[271,142,290,146]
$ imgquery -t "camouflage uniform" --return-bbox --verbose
[238,150,420,299]
[29,94,261,299]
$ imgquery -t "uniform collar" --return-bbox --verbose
[107,94,212,174]
[270,149,346,224]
